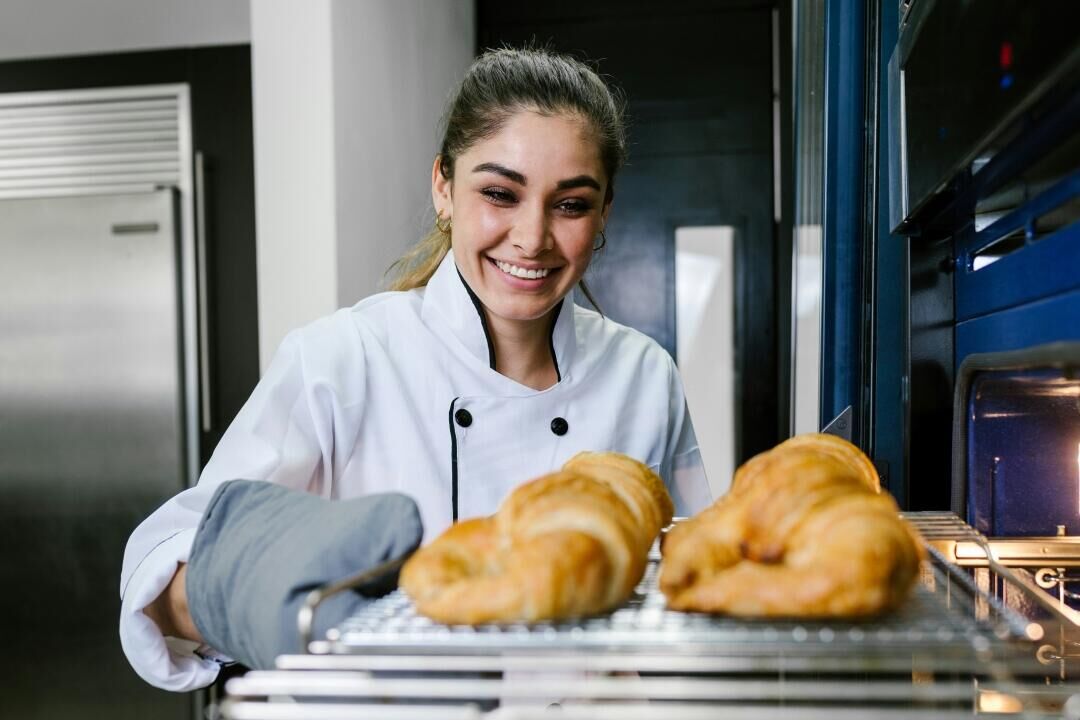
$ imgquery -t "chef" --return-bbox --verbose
[119,46,712,691]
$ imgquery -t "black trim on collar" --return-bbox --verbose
[448,397,461,521]
[456,269,496,371]
[548,299,564,382]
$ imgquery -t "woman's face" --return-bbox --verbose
[432,110,611,327]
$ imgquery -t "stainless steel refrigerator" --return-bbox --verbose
[0,189,193,718]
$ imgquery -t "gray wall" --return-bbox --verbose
[333,0,475,310]
[0,0,250,60]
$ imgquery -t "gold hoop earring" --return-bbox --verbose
[435,213,452,235]
[593,229,607,252]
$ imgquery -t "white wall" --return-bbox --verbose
[252,0,475,369]
[332,0,475,309]
[250,0,339,370]
[0,0,250,61]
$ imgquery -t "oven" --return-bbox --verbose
[218,2,1080,717]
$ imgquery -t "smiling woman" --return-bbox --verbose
[121,46,712,692]
[387,48,627,389]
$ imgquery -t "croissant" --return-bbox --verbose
[400,452,674,624]
[660,434,923,618]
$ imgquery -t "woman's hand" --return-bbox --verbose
[143,563,203,644]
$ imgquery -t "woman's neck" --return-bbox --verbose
[485,309,559,391]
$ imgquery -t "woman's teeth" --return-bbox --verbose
[494,260,551,280]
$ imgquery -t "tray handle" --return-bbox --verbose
[297,552,413,652]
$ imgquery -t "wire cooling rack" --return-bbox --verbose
[315,512,1043,665]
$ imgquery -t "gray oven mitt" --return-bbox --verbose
[186,479,423,670]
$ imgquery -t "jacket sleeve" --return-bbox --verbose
[119,328,340,691]
[661,356,714,516]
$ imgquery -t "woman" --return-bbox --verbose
[120,47,712,691]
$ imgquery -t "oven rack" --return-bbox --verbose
[318,560,1007,660]
[220,512,1080,719]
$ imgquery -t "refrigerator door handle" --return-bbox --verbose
[195,150,212,433]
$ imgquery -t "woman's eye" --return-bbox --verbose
[481,188,516,204]
[557,199,592,215]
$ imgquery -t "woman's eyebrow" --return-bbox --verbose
[556,175,601,192]
[471,164,601,192]
[473,162,526,185]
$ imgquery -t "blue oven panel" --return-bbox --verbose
[967,368,1080,536]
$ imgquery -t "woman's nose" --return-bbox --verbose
[512,205,552,257]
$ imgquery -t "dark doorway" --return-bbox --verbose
[478,0,782,464]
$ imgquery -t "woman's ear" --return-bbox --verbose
[431,155,453,220]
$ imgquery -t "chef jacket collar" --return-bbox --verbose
[421,249,577,390]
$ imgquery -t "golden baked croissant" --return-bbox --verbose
[660,433,923,617]
[400,452,674,624]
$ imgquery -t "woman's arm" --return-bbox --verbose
[120,323,343,690]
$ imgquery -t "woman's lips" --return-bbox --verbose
[487,256,561,288]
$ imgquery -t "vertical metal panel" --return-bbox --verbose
[790,0,827,436]
[819,0,867,435]
[174,85,199,490]
[873,0,910,503]
[774,2,796,441]
[886,44,908,233]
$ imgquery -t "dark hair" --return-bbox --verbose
[439,47,627,200]
[388,47,627,293]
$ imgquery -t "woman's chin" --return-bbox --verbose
[485,297,562,325]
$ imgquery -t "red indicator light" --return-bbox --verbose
[1000,41,1013,70]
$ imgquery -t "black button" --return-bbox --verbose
[550,417,568,436]
[454,408,472,427]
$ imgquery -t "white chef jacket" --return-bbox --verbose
[119,249,712,691]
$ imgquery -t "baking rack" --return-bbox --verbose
[220,512,1080,719]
